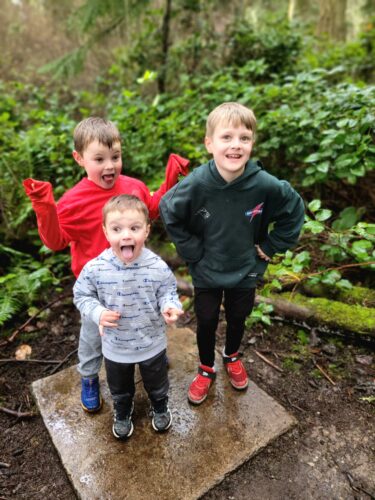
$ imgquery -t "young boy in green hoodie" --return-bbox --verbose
[159,102,305,405]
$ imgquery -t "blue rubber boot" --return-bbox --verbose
[81,376,102,413]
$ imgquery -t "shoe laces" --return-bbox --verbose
[227,358,245,375]
[194,373,213,389]
[83,378,97,395]
[152,398,168,414]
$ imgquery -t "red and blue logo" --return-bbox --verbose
[245,202,264,222]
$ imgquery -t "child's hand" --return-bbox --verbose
[99,309,121,336]
[255,244,271,262]
[162,308,184,325]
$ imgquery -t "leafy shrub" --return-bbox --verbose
[225,17,302,78]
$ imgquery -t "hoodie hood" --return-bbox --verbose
[194,159,263,191]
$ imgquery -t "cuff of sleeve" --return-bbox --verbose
[259,241,276,259]
[168,154,190,176]
[23,179,54,203]
[91,306,107,325]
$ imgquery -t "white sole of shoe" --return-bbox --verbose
[112,420,134,440]
[151,409,173,432]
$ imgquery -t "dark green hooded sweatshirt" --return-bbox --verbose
[159,159,305,288]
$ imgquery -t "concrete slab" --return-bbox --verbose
[32,327,296,500]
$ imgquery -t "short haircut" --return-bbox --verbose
[102,194,150,225]
[73,117,122,154]
[206,102,257,140]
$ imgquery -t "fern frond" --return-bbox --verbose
[0,295,22,326]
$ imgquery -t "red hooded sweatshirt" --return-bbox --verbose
[23,153,189,277]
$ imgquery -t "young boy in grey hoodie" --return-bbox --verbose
[73,194,183,439]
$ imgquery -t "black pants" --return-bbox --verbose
[194,287,256,367]
[104,349,169,415]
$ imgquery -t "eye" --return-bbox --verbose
[222,135,231,141]
[241,136,252,142]
[112,154,121,161]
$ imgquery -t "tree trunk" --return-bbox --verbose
[288,0,296,21]
[157,0,172,94]
[317,0,348,41]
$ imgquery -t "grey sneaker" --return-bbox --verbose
[112,401,134,440]
[150,399,172,432]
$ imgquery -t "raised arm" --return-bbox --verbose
[23,179,72,251]
[147,154,190,219]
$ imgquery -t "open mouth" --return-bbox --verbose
[226,154,242,159]
[102,174,115,184]
[121,245,135,260]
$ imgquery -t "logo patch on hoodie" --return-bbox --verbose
[196,207,211,219]
[245,202,264,222]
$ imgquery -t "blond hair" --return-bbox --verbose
[102,195,150,225]
[73,117,121,155]
[206,102,257,140]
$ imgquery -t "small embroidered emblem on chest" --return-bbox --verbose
[245,202,264,222]
[196,207,211,219]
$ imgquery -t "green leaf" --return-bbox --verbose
[297,330,309,345]
[336,279,352,290]
[352,240,372,251]
[308,199,321,212]
[315,209,332,222]
[305,153,321,163]
[304,220,325,234]
[332,207,360,231]
[316,162,330,173]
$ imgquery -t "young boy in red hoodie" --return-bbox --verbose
[24,117,189,412]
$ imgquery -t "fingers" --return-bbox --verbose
[255,244,271,261]
[162,308,184,325]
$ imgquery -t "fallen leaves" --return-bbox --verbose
[15,344,32,361]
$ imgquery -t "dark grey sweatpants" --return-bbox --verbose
[104,349,169,415]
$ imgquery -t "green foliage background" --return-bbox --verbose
[0,13,374,332]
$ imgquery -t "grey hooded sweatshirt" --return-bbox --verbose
[73,247,182,364]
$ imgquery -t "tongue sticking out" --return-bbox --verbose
[121,245,134,260]
[103,174,114,184]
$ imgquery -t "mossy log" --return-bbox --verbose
[266,264,375,307]
[302,283,375,307]
[176,276,375,336]
[257,292,375,336]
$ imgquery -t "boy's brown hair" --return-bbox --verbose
[73,117,122,155]
[102,194,150,225]
[206,102,257,140]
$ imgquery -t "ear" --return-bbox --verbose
[72,150,84,167]
[145,224,151,240]
[102,224,109,240]
[204,136,213,154]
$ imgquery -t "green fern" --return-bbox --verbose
[0,295,22,326]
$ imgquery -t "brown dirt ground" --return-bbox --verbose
[0,286,374,500]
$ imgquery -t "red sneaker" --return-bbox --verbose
[223,353,248,390]
[188,365,216,405]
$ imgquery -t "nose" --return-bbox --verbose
[104,159,115,170]
[230,137,241,148]
[121,228,132,239]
